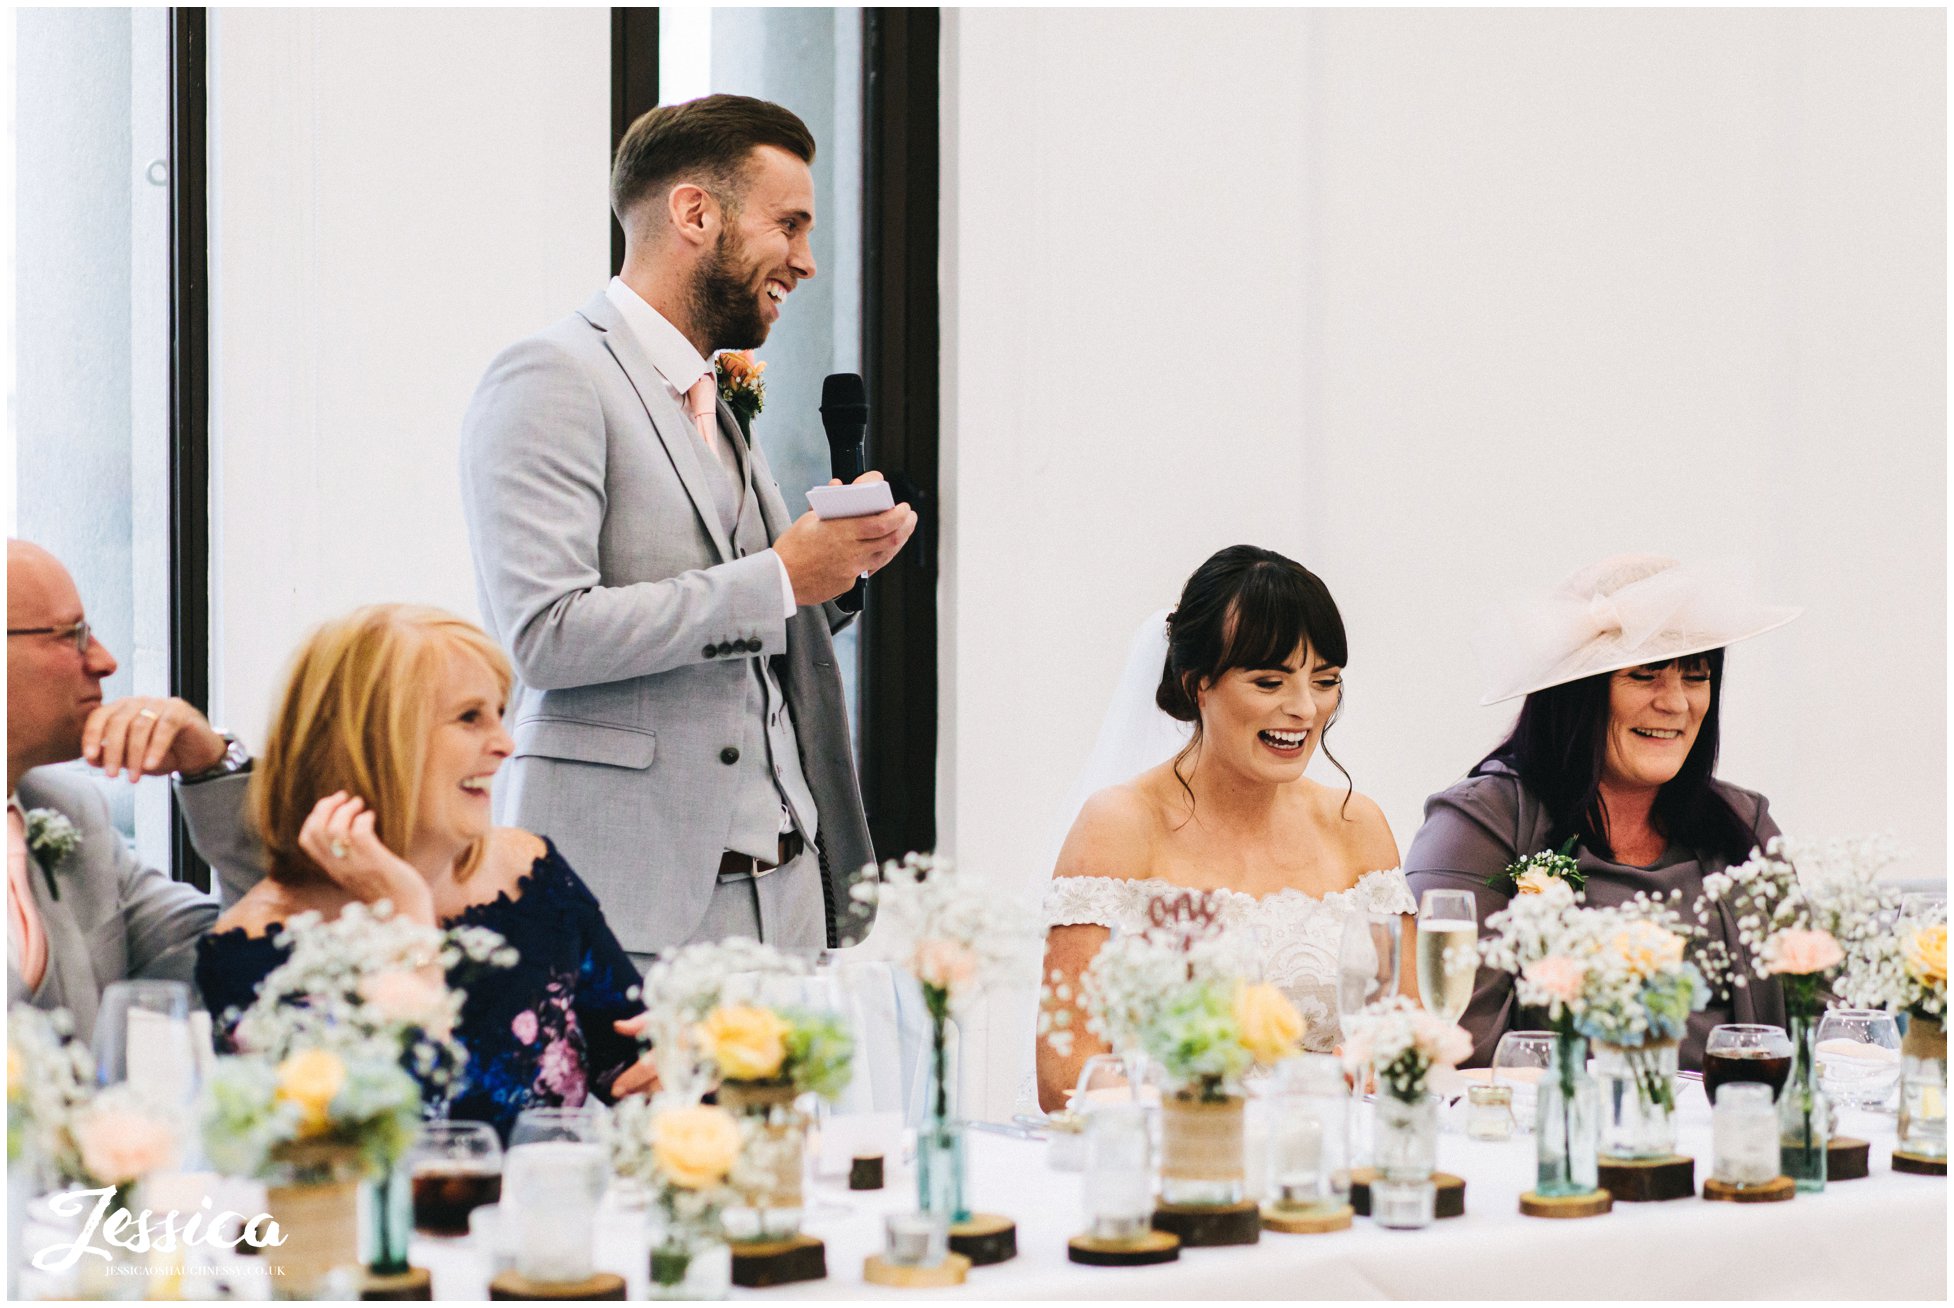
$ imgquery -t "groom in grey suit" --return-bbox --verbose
[460,95,915,958]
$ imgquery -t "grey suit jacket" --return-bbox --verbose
[458,290,876,954]
[8,768,256,1042]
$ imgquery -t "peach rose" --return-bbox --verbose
[1514,869,1555,896]
[359,970,453,1040]
[651,1104,742,1190]
[913,938,979,993]
[275,1049,347,1136]
[1233,983,1305,1064]
[1608,921,1686,978]
[1904,924,1946,987]
[74,1102,179,1185]
[698,1005,790,1082]
[1523,955,1586,1007]
[1765,928,1845,977]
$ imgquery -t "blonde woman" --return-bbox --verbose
[196,605,651,1138]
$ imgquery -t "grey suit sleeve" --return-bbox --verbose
[460,336,787,691]
[175,771,265,910]
[79,791,219,986]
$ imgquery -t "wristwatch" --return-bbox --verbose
[178,731,252,784]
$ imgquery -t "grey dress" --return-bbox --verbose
[1402,760,1786,1070]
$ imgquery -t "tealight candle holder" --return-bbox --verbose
[1465,1084,1516,1142]
[1082,1102,1155,1242]
[884,1211,949,1268]
[1266,1054,1350,1209]
[1711,1082,1780,1187]
[505,1142,606,1283]
[1370,1178,1437,1229]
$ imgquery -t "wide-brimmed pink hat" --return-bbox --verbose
[1474,554,1801,705]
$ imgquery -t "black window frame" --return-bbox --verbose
[169,6,213,892]
[609,7,941,864]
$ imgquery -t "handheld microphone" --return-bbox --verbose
[819,373,870,613]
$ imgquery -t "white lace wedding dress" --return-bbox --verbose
[1043,869,1416,1052]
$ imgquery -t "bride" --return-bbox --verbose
[1037,545,1414,1112]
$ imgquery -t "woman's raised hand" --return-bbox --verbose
[297,791,436,924]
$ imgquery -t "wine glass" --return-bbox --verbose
[93,979,197,1103]
[1815,1009,1903,1110]
[1900,890,1947,926]
[405,1122,503,1237]
[1703,1024,1793,1103]
[508,1104,610,1147]
[1415,890,1478,1024]
[1492,1030,1554,1135]
[1337,910,1400,1021]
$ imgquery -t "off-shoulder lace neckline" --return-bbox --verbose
[1051,867,1408,911]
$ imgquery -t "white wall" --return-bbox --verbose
[942,8,1945,1113]
[207,7,610,739]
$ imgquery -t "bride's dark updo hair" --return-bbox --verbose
[1157,544,1353,811]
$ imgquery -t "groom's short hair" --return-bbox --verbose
[611,94,816,231]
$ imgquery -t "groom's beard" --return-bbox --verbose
[689,230,770,353]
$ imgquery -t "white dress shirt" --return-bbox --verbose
[605,277,796,619]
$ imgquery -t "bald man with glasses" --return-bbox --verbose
[7,539,259,1039]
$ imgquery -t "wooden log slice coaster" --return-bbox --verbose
[1067,1230,1181,1267]
[1702,1176,1795,1203]
[862,1253,972,1288]
[361,1266,433,1301]
[1518,1188,1613,1219]
[948,1213,1018,1266]
[1596,1154,1696,1202]
[1892,1149,1948,1177]
[1827,1137,1870,1181]
[730,1234,828,1288]
[487,1271,627,1301]
[1262,1202,1354,1234]
[1151,1199,1263,1246]
[1349,1168,1467,1219]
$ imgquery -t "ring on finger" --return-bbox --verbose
[329,839,349,860]
[137,708,160,721]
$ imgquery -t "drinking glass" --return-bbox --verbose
[1337,911,1400,1021]
[503,1141,609,1281]
[93,980,197,1103]
[509,1104,610,1147]
[1415,890,1477,1024]
[1815,1009,1903,1110]
[1492,1030,1554,1135]
[405,1121,504,1236]
[1900,890,1948,926]
[1703,1024,1793,1103]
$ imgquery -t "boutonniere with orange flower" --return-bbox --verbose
[715,350,767,436]
[1492,838,1585,898]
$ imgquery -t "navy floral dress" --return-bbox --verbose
[196,839,644,1141]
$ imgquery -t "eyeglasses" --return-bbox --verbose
[6,619,93,654]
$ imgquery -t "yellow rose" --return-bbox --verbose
[274,1049,347,1136]
[1514,869,1553,896]
[1608,922,1685,979]
[698,1005,790,1082]
[1906,924,1947,987]
[651,1104,742,1190]
[8,1044,22,1101]
[1234,982,1304,1064]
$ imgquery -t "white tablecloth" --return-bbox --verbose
[415,1084,1946,1300]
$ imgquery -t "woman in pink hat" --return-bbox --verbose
[1403,554,1800,1070]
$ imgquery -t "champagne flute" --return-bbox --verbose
[1337,911,1400,1025]
[1415,890,1478,1024]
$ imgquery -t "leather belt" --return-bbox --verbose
[717,831,805,882]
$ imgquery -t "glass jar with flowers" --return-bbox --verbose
[1702,836,1914,1190]
[1341,998,1471,1227]
[608,1098,739,1301]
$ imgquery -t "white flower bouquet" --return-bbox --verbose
[1698,834,1905,1019]
[7,1006,184,1203]
[224,902,513,1100]
[634,938,851,1103]
[1078,927,1302,1100]
[1340,997,1471,1102]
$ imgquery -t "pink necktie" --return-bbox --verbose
[685,375,718,447]
[8,803,47,990]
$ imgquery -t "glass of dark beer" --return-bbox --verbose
[407,1121,504,1236]
[1703,1024,1793,1103]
